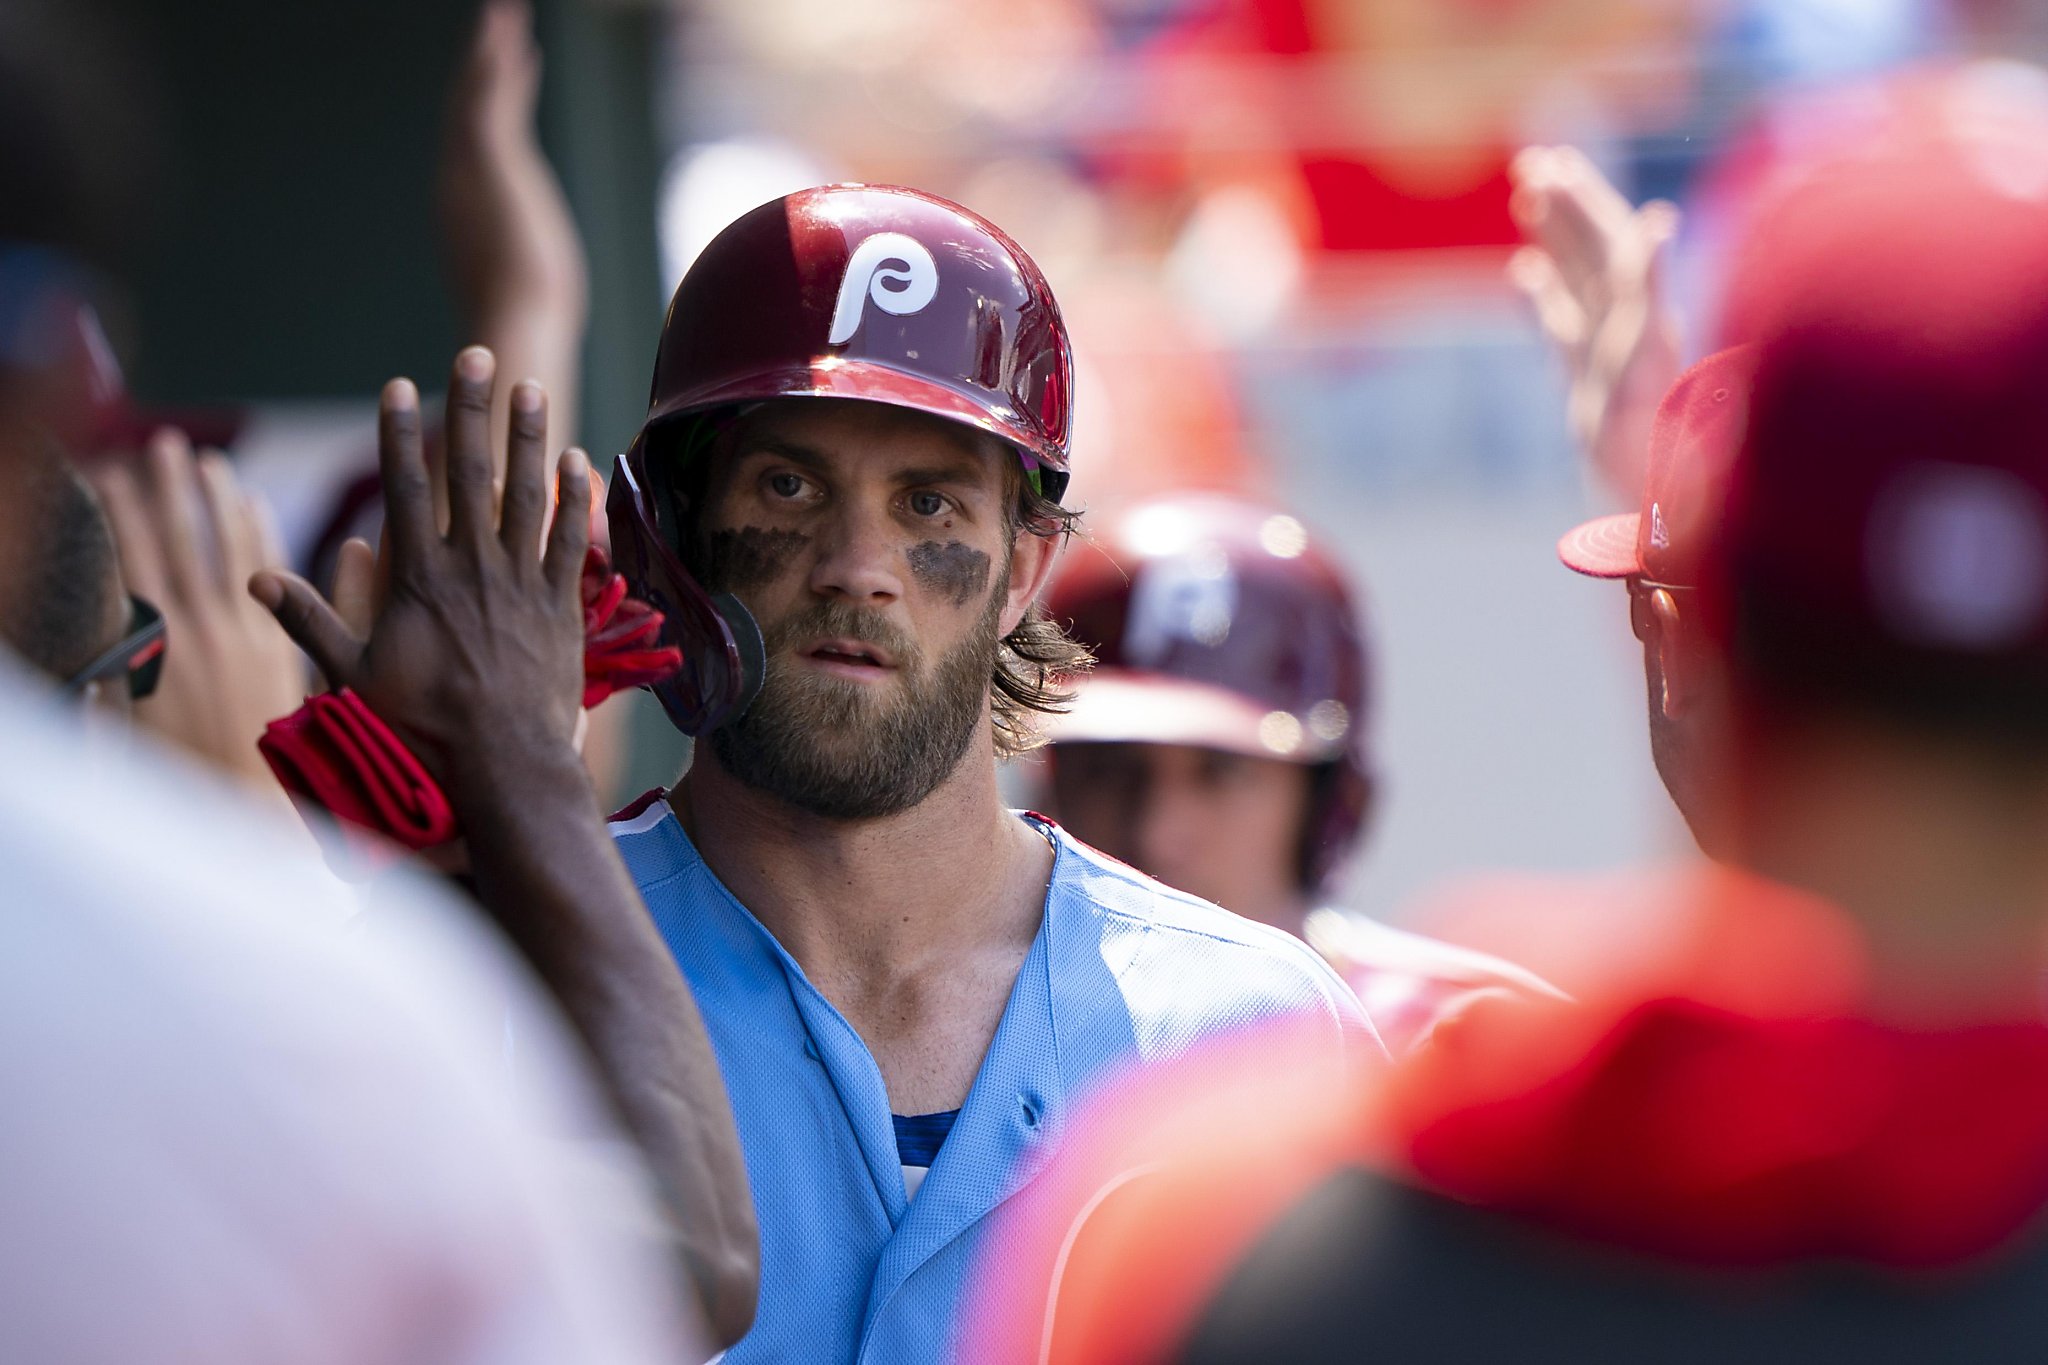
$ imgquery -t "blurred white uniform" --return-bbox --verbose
[0,665,704,1365]
[1304,908,1569,1054]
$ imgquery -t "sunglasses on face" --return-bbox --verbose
[64,594,166,701]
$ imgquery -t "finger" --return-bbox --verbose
[196,451,258,593]
[1508,247,1587,354]
[1524,148,1635,313]
[498,378,550,558]
[248,489,289,571]
[544,447,592,591]
[142,428,213,603]
[1637,201,1681,298]
[482,0,540,100]
[1506,145,1556,231]
[586,464,609,556]
[1550,147,1636,235]
[1586,204,1681,389]
[378,378,437,566]
[443,345,499,545]
[248,569,362,691]
[88,460,170,601]
[330,536,377,639]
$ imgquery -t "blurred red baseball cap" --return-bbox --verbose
[1557,345,1756,586]
[1704,95,2048,679]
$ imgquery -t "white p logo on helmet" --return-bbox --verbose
[827,232,939,345]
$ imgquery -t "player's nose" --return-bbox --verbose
[807,497,904,606]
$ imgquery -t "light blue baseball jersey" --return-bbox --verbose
[611,800,1377,1363]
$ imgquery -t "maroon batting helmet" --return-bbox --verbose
[1044,494,1374,893]
[606,183,1077,734]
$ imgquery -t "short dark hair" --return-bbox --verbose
[1732,587,2048,760]
[992,470,1091,757]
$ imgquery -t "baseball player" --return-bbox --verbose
[1043,492,1559,1051]
[257,184,1376,1363]
[971,101,2048,1363]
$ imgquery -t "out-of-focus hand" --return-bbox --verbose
[439,0,586,337]
[251,348,590,803]
[91,430,308,786]
[436,0,589,535]
[1508,145,1683,500]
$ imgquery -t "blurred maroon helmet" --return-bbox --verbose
[607,183,1076,734]
[1045,494,1374,892]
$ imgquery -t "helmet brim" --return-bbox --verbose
[1043,670,1345,763]
[635,357,1069,500]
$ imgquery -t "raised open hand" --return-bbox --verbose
[439,0,587,514]
[91,429,307,787]
[439,0,585,330]
[250,347,590,800]
[1508,145,1683,500]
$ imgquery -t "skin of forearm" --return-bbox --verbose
[450,738,761,1347]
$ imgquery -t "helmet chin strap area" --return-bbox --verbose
[707,591,766,726]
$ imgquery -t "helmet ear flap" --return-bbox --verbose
[646,411,727,565]
[606,441,764,735]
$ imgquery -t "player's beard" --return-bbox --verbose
[706,567,1008,820]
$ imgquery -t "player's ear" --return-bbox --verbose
[1001,515,1063,635]
[1650,587,1689,719]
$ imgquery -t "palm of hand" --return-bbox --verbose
[253,347,593,798]
[91,432,308,785]
[352,542,583,771]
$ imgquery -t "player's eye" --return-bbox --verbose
[909,490,947,517]
[768,472,806,499]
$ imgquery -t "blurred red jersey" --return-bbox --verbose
[967,864,2048,1363]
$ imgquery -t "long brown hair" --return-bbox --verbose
[994,476,1092,756]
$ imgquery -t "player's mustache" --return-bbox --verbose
[762,601,922,671]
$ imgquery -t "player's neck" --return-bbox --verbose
[676,731,1049,980]
[1731,719,2048,1028]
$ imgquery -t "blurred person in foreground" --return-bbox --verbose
[967,108,2048,1363]
[1043,493,1559,1052]
[0,237,749,1361]
[0,653,708,1365]
[256,187,1375,1363]
[0,263,703,1365]
[0,407,145,709]
[0,634,711,1365]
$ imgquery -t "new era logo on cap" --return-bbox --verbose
[1556,347,1756,584]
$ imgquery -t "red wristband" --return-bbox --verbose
[258,688,458,854]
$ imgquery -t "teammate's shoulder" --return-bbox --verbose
[1048,820,1315,954]
[1304,908,1566,1000]
[1042,821,1369,1039]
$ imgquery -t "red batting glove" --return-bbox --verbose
[579,545,683,707]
